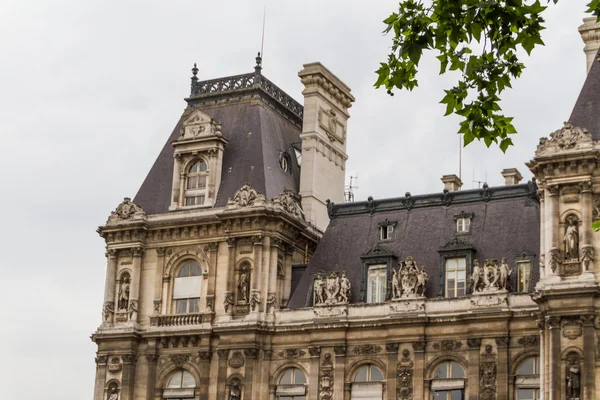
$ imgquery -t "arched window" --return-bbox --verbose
[515,356,540,400]
[431,361,466,400]
[185,160,208,206]
[351,364,385,399]
[173,261,202,314]
[276,367,307,399]
[164,370,196,399]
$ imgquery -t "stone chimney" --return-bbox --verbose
[501,168,523,185]
[298,62,355,231]
[579,17,600,74]
[441,174,463,191]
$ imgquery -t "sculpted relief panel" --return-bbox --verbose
[391,257,429,299]
[314,271,351,305]
[471,258,511,293]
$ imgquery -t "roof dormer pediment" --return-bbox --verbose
[178,109,222,141]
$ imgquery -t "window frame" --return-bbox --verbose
[350,364,385,399]
[514,356,540,400]
[163,370,196,399]
[437,238,476,298]
[377,219,397,242]
[514,252,536,294]
[171,260,203,315]
[453,212,474,235]
[276,367,307,400]
[517,260,532,293]
[359,248,396,303]
[444,257,467,299]
[367,264,388,303]
[184,159,209,207]
[430,361,467,400]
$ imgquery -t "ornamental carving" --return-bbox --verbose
[223,292,234,313]
[467,338,481,348]
[237,265,250,303]
[243,348,258,359]
[153,300,161,315]
[103,301,115,322]
[333,345,346,356]
[229,378,242,400]
[308,346,321,357]
[562,319,583,340]
[391,256,429,299]
[433,340,462,351]
[318,107,346,144]
[108,385,119,400]
[471,258,511,293]
[386,343,400,353]
[549,249,561,274]
[319,354,334,400]
[108,357,122,372]
[118,275,130,311]
[582,246,594,271]
[495,337,509,347]
[564,215,580,261]
[480,345,497,400]
[272,188,305,220]
[250,291,260,311]
[228,184,265,208]
[517,336,539,347]
[566,353,581,400]
[228,351,245,368]
[170,354,190,368]
[535,122,593,156]
[278,348,306,359]
[95,355,108,365]
[199,351,212,361]
[217,350,229,359]
[313,271,351,305]
[397,350,414,400]
[122,354,138,364]
[412,341,426,351]
[352,344,382,355]
[110,197,145,222]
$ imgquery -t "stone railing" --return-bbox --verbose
[150,312,212,327]
[190,73,303,120]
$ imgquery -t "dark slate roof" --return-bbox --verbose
[570,48,600,139]
[134,101,302,214]
[287,183,540,308]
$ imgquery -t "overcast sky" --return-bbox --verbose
[0,0,593,398]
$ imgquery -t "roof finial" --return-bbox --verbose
[254,52,262,75]
[190,63,199,96]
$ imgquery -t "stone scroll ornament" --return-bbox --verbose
[272,188,305,220]
[391,257,429,299]
[319,353,334,400]
[108,197,145,223]
[228,184,265,208]
[313,271,351,305]
[397,349,414,400]
[471,258,511,293]
[480,345,497,400]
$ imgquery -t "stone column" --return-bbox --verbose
[582,314,596,398]
[282,245,293,307]
[250,235,263,314]
[102,249,118,324]
[153,248,166,316]
[216,350,229,399]
[580,181,594,277]
[224,238,236,315]
[258,350,273,400]
[466,338,481,400]
[267,238,281,312]
[161,275,169,314]
[538,318,546,399]
[539,190,546,280]
[243,349,257,400]
[308,347,321,400]
[93,355,108,400]
[547,316,561,400]
[333,345,346,399]
[385,343,399,400]
[260,235,271,313]
[411,341,426,400]
[205,242,218,312]
[178,168,186,207]
[120,354,138,400]
[495,337,509,400]
[145,351,159,400]
[170,153,182,209]
[547,186,560,277]
[129,246,144,323]
[199,351,212,400]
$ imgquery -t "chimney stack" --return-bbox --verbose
[579,17,600,74]
[441,174,463,192]
[501,168,523,185]
[298,62,355,231]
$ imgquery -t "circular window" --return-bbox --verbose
[280,153,291,173]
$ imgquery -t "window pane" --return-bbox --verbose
[179,264,190,277]
[188,298,200,313]
[447,287,455,298]
[433,391,447,400]
[457,258,466,269]
[280,369,293,385]
[447,271,456,279]
[190,263,201,276]
[189,162,199,173]
[457,282,465,296]
[199,161,207,171]
[182,371,196,388]
[198,195,205,205]
[185,197,195,206]
[176,299,187,314]
[434,364,448,379]
[198,176,206,189]
[451,389,464,400]
[187,176,197,189]
[167,371,183,388]
[294,369,307,384]
[450,362,465,378]
[518,358,535,375]
[355,365,368,382]
[518,262,531,292]
[517,389,536,400]
[370,366,384,381]
[457,269,466,281]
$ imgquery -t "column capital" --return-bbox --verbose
[217,349,229,359]
[547,185,559,196]
[156,247,167,257]
[203,242,218,252]
[579,180,593,193]
[105,248,118,258]
[547,315,561,328]
[467,338,481,349]
[412,341,426,352]
[227,237,237,247]
[132,246,145,257]
[333,345,346,356]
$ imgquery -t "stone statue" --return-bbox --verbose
[564,218,579,260]
[498,257,512,290]
[567,364,581,399]
[314,273,325,305]
[482,259,500,291]
[391,269,401,300]
[229,381,241,400]
[108,387,118,400]
[238,268,250,302]
[324,272,340,303]
[339,272,351,302]
[118,276,130,310]
[415,268,429,296]
[472,259,482,292]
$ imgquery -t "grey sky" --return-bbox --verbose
[0,0,592,398]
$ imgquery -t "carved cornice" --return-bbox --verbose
[433,340,463,351]
[243,348,258,360]
[352,344,382,355]
[278,348,306,359]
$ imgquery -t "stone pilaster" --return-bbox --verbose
[386,343,399,399]
[547,316,561,400]
[538,318,546,399]
[243,348,257,400]
[495,337,509,400]
[547,185,560,278]
[129,246,144,323]
[333,345,346,398]
[260,235,271,313]
[170,153,182,209]
[145,351,159,400]
[267,238,281,312]
[466,338,481,400]
[308,346,321,400]
[582,314,596,398]
[205,242,218,310]
[199,351,212,400]
[102,249,118,324]
[224,238,236,315]
[412,341,426,400]
[538,189,546,280]
[282,245,294,306]
[93,355,108,400]
[153,248,166,315]
[120,353,138,400]
[216,350,229,399]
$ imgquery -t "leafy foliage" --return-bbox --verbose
[376,0,600,152]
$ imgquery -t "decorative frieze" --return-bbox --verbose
[243,348,258,360]
[228,351,245,368]
[278,348,306,359]
[391,257,429,299]
[495,337,509,348]
[517,336,539,347]
[308,346,321,357]
[319,353,334,399]
[467,338,481,349]
[480,345,497,400]
[333,345,346,356]
[351,344,382,355]
[170,354,190,367]
[433,340,462,351]
[313,271,351,305]
[386,343,399,354]
[397,349,414,400]
[412,341,426,352]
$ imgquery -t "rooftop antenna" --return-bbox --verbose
[260,7,266,64]
[345,175,358,203]
[472,168,485,189]
[458,134,462,180]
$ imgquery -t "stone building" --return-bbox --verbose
[92,19,600,400]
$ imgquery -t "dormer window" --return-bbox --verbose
[454,212,473,234]
[185,160,208,206]
[378,219,397,241]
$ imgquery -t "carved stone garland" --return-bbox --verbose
[228,184,265,208]
[397,349,414,400]
[480,345,497,400]
[319,353,334,399]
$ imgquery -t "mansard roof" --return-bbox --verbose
[134,65,303,215]
[287,183,540,308]
[570,49,600,139]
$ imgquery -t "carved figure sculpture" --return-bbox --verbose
[275,188,306,220]
[392,269,401,300]
[108,387,118,400]
[118,276,130,310]
[415,268,429,296]
[229,381,241,400]
[482,259,500,291]
[564,217,579,260]
[231,184,264,207]
[567,364,581,399]
[237,268,250,302]
[498,257,512,290]
[471,259,482,292]
[339,272,351,302]
[324,272,340,303]
[314,273,325,305]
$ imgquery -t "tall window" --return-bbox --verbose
[367,265,387,303]
[379,225,394,240]
[351,364,385,399]
[515,356,540,400]
[445,258,466,298]
[431,361,465,400]
[173,261,202,314]
[276,367,307,400]
[517,261,532,293]
[164,370,196,399]
[185,160,208,206]
[456,217,471,233]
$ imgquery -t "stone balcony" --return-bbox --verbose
[149,312,213,327]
